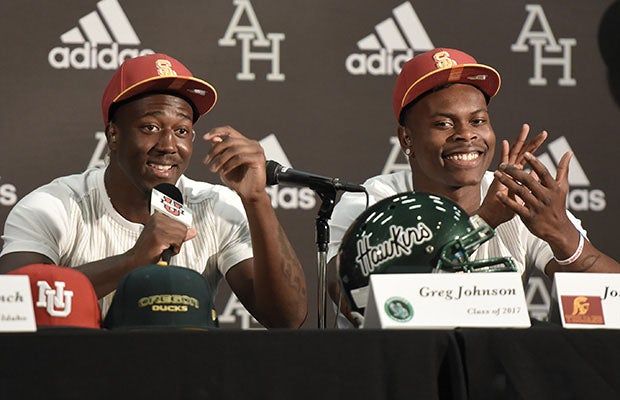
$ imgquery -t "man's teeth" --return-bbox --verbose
[445,152,479,161]
[151,164,172,171]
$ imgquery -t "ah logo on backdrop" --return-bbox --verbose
[526,276,552,321]
[219,0,285,81]
[218,293,263,330]
[511,4,576,86]
[48,0,154,70]
[346,1,434,76]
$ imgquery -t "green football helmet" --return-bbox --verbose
[337,192,516,315]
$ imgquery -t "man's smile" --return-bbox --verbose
[443,151,482,162]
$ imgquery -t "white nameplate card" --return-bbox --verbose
[0,275,36,332]
[553,272,620,329]
[363,272,530,329]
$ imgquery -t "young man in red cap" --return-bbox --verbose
[0,53,307,329]
[327,48,620,328]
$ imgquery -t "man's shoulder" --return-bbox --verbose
[363,170,413,196]
[335,171,412,215]
[7,168,104,223]
[23,168,102,202]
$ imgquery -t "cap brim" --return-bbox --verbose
[400,63,501,111]
[113,75,218,118]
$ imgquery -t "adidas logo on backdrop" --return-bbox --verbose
[346,2,434,75]
[259,134,316,210]
[537,137,605,212]
[49,0,154,70]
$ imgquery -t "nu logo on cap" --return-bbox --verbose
[156,59,177,77]
[36,281,74,317]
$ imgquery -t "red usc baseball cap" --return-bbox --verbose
[393,48,501,123]
[101,53,217,125]
[8,264,102,329]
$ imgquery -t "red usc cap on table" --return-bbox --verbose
[101,53,218,125]
[8,264,102,329]
[393,48,501,123]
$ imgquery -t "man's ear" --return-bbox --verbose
[397,125,414,158]
[397,125,413,149]
[105,123,118,150]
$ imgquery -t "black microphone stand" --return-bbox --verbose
[315,187,336,329]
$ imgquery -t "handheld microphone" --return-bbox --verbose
[149,183,193,265]
[265,160,366,193]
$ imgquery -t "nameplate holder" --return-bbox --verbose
[0,275,36,332]
[363,272,530,329]
[553,272,620,329]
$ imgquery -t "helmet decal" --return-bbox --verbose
[356,223,433,276]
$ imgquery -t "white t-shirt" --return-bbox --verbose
[1,167,253,315]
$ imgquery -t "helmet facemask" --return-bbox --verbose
[436,214,516,273]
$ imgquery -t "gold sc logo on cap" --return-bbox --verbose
[156,59,178,77]
[433,51,457,69]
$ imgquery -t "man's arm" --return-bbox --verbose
[544,231,620,276]
[77,211,196,298]
[494,150,620,275]
[0,211,196,299]
[226,194,307,328]
[0,252,54,273]
[204,126,307,328]
[0,250,134,299]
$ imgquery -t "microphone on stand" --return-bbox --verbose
[265,160,367,330]
[149,183,193,266]
[265,160,366,193]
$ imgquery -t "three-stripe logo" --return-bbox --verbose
[537,137,606,211]
[345,2,434,76]
[59,0,139,45]
[48,0,154,70]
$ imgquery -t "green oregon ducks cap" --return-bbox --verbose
[103,265,218,330]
